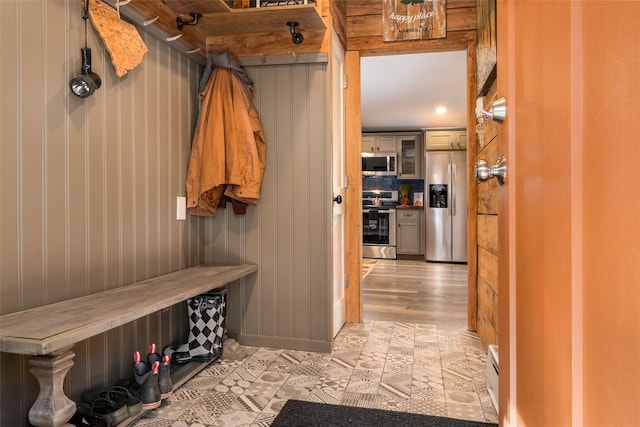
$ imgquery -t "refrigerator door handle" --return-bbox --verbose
[451,162,456,216]
[447,163,452,216]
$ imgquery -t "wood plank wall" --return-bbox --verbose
[346,0,476,54]
[476,82,499,348]
[0,1,203,425]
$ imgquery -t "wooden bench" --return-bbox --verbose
[0,264,257,427]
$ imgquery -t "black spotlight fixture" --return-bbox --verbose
[70,0,101,99]
[287,21,304,45]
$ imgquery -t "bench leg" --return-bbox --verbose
[28,347,76,427]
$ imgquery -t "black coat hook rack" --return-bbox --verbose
[177,12,202,31]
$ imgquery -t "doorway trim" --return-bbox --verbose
[344,44,478,330]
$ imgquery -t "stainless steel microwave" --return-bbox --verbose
[362,152,397,176]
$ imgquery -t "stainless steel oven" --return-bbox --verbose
[363,208,396,259]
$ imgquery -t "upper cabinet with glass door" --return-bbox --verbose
[398,135,421,179]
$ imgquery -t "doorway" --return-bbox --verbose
[358,51,470,325]
[344,46,478,328]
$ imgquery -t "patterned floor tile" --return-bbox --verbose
[170,388,208,402]
[214,372,253,394]
[176,391,238,424]
[129,417,174,427]
[283,373,321,389]
[320,366,354,381]
[315,375,349,392]
[307,387,344,404]
[291,362,325,377]
[355,358,385,371]
[445,389,481,405]
[273,384,311,401]
[411,397,448,416]
[181,374,223,390]
[344,378,380,394]
[242,380,282,398]
[255,371,289,385]
[447,402,487,422]
[129,320,496,427]
[262,397,290,414]
[383,361,412,374]
[349,368,383,382]
[213,410,258,427]
[329,352,360,370]
[147,399,192,420]
[228,394,271,412]
[374,394,411,412]
[341,391,378,408]
[412,385,447,402]
[378,381,412,400]
[385,353,414,365]
[249,412,277,427]
[238,358,269,374]
[267,352,306,373]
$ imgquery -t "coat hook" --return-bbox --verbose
[115,0,131,6]
[186,48,201,54]
[291,51,298,62]
[177,12,202,31]
[143,16,159,26]
[286,21,304,45]
[166,34,183,42]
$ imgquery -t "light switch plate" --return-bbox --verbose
[176,196,186,220]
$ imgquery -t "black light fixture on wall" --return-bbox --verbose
[70,0,101,98]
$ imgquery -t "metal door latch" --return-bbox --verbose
[475,155,507,185]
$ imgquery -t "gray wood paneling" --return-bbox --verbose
[0,3,334,425]
[0,1,202,425]
[216,62,332,352]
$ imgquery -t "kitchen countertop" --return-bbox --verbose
[395,205,423,210]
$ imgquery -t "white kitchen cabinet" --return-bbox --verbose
[424,129,467,150]
[398,135,422,179]
[456,132,467,149]
[361,135,397,153]
[396,209,421,255]
[362,132,422,178]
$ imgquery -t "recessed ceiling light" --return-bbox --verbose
[436,106,447,114]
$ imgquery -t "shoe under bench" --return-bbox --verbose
[0,263,258,427]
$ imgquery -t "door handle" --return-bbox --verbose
[477,97,507,124]
[451,163,456,216]
[447,163,452,216]
[475,155,507,185]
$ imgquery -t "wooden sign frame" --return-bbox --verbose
[382,0,447,42]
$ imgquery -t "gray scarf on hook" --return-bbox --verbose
[199,51,253,94]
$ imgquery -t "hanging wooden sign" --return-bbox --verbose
[382,0,447,42]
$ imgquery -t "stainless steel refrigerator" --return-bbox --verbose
[424,150,467,263]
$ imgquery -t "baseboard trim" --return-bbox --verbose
[229,333,332,353]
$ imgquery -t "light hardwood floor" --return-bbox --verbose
[362,259,468,325]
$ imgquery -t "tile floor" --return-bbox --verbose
[131,321,498,427]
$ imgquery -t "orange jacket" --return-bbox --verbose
[186,59,266,216]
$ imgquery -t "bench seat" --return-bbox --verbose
[0,263,257,427]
